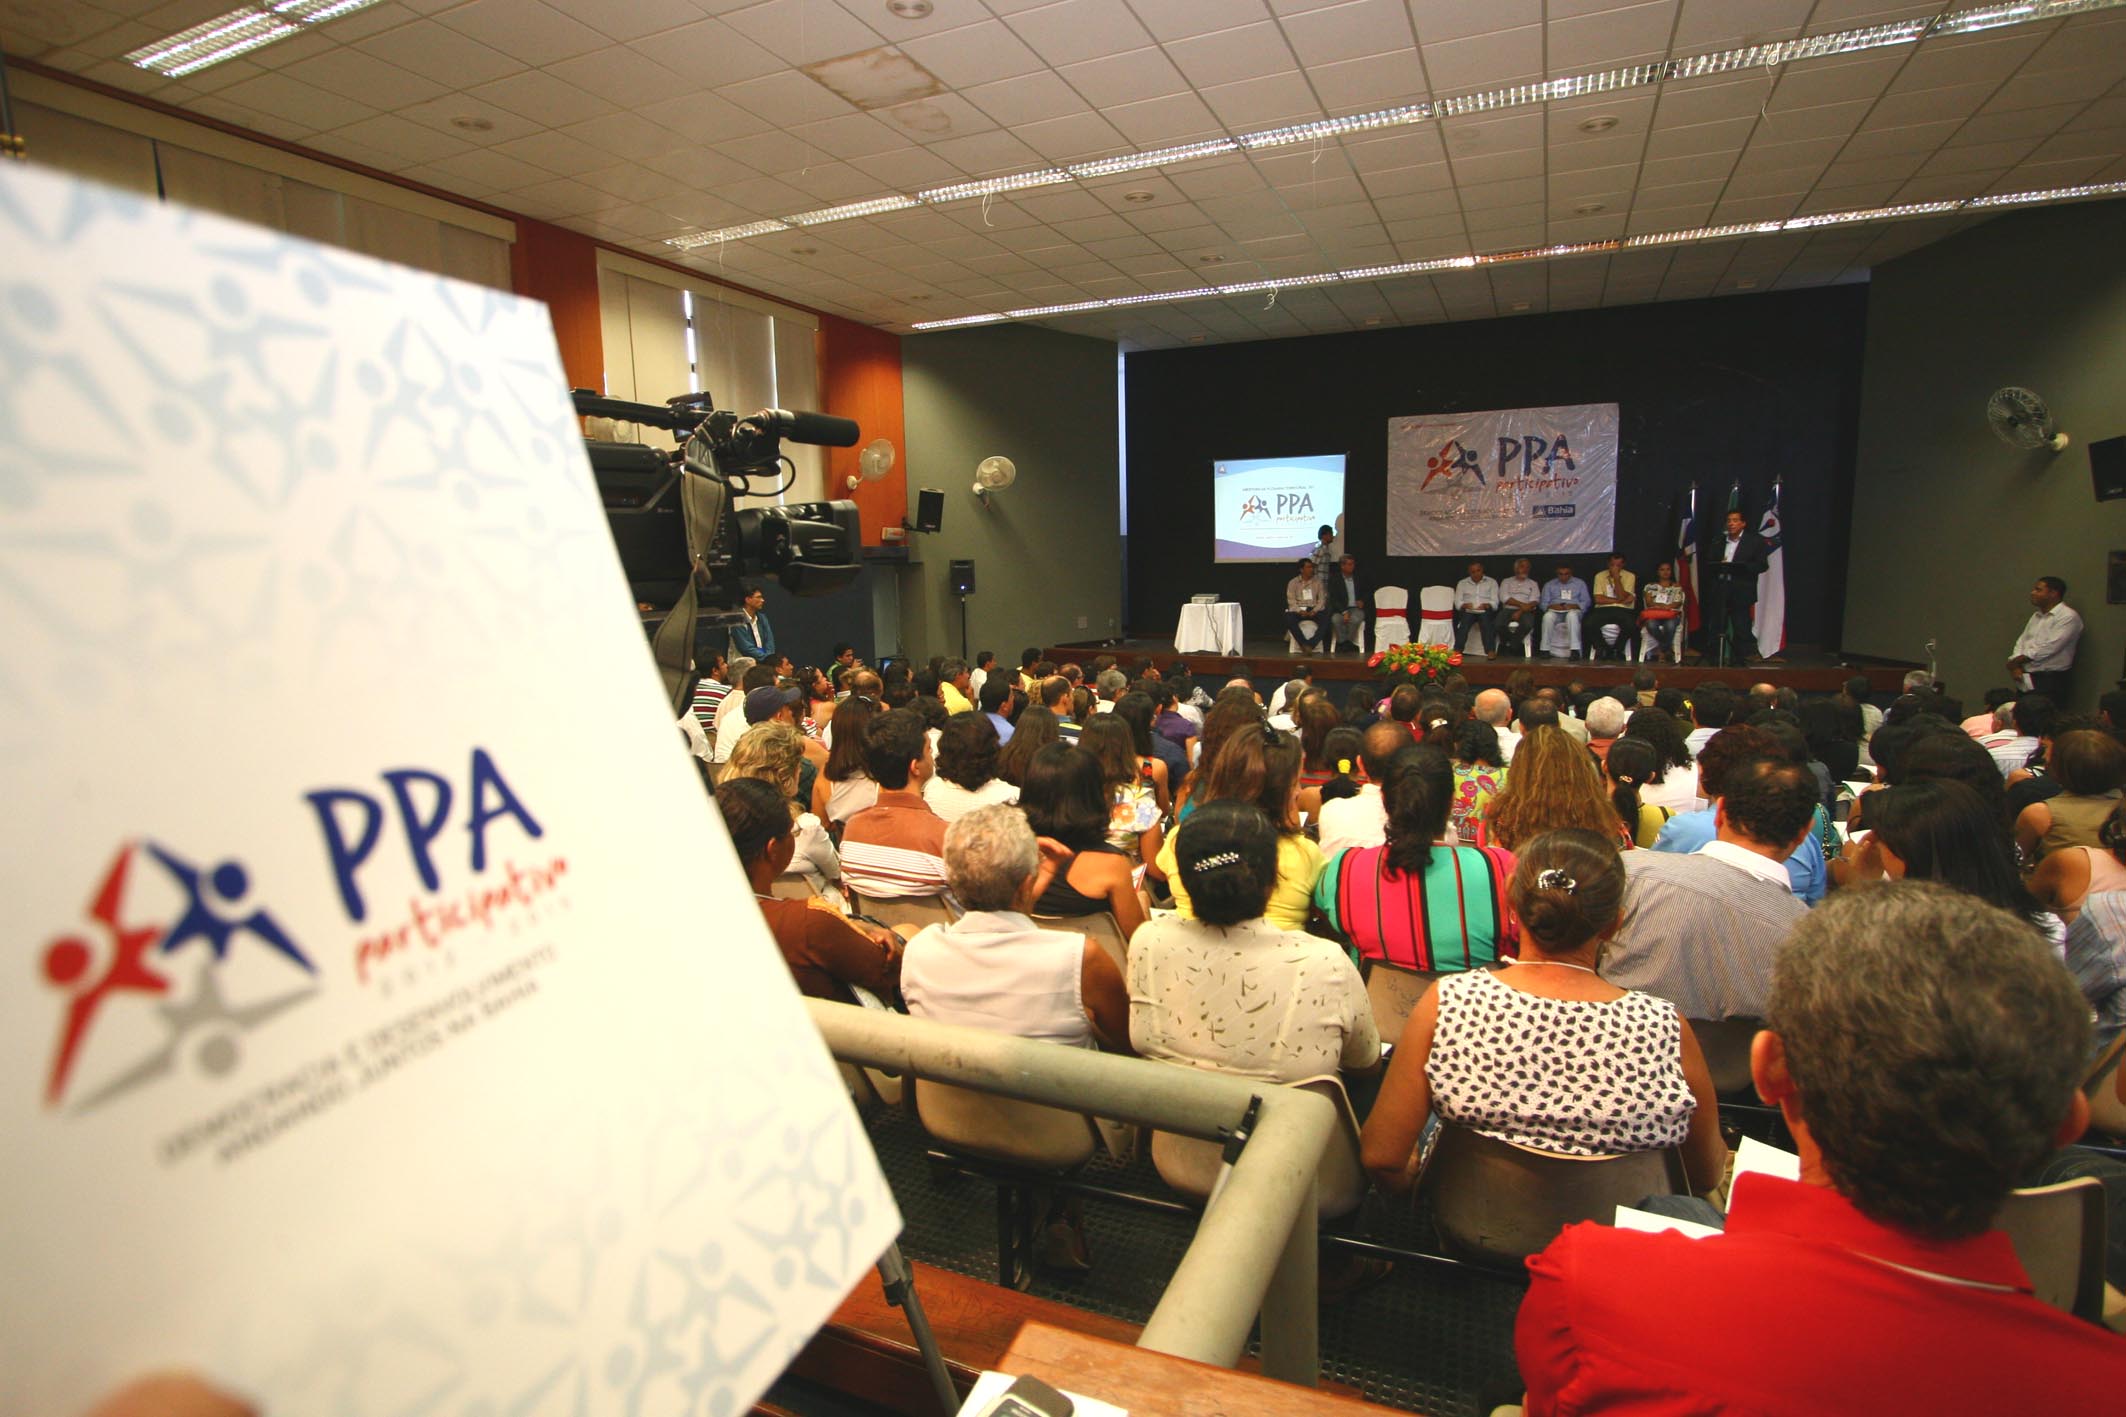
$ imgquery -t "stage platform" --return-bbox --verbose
[1043,638,1920,697]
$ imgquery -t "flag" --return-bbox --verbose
[1756,480,1786,655]
[1675,485,1700,632]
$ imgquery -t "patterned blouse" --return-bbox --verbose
[1425,969,1695,1156]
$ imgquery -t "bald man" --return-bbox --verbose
[1475,687,1520,762]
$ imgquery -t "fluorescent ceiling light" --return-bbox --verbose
[907,181,2126,331]
[661,0,2125,255]
[126,0,384,77]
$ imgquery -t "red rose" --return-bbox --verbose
[1367,652,1384,668]
[1449,653,1463,666]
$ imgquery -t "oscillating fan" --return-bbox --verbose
[1987,387,2071,452]
[845,437,895,490]
[972,455,1017,504]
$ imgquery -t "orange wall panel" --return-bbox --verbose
[509,219,603,392]
[818,314,906,546]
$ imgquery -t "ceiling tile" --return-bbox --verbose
[1451,146,1544,183]
[1104,90,1224,144]
[1011,110,1134,161]
[1836,121,1961,160]
[1671,0,1810,51]
[848,144,966,186]
[1360,162,1453,196]
[469,68,621,127]
[1641,114,1756,159]
[721,0,884,61]
[929,128,1047,174]
[1654,74,1772,128]
[1307,47,1427,112]
[1420,25,1543,93]
[1057,45,1191,107]
[1162,20,1302,89]
[492,129,614,177]
[1545,2,1676,68]
[1279,0,1417,67]
[636,89,778,146]
[434,0,610,67]
[578,0,707,43]
[213,73,381,133]
[323,113,471,166]
[628,19,784,87]
[1005,0,1157,67]
[542,45,692,108]
[353,20,525,89]
[282,47,449,108]
[717,69,862,123]
[1198,71,1324,128]
[899,19,1049,87]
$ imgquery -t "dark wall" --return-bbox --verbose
[1125,286,1869,649]
[1846,199,2126,707]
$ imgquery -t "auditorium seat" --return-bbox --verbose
[1373,586,1411,650]
[1416,585,1455,647]
[849,890,959,932]
[1361,959,1439,1047]
[1034,910,1128,974]
[1150,1075,1368,1220]
[1419,1123,1689,1270]
[1996,1178,2108,1321]
[1686,1017,1763,1097]
[914,1075,1105,1287]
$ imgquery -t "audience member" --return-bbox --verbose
[1982,694,2049,776]
[727,723,841,900]
[1018,743,1148,939]
[717,777,899,1005]
[812,693,882,826]
[1078,715,1164,865]
[979,673,1021,745]
[1604,736,1670,847]
[1608,759,1817,1019]
[1899,728,2015,834]
[1517,881,2126,1414]
[1471,687,1518,762]
[1319,720,1405,857]
[1171,694,1262,822]
[716,661,775,762]
[1682,684,1733,757]
[922,712,1019,823]
[2014,727,2126,861]
[1315,746,1518,973]
[1448,719,1509,839]
[1624,706,1700,813]
[1130,801,1378,1083]
[967,649,993,701]
[2029,804,2126,926]
[1094,667,1128,712]
[996,704,1061,787]
[1361,830,1726,1195]
[838,708,951,902]
[1470,724,1619,852]
[691,649,731,732]
[1653,725,1828,902]
[1154,725,1321,929]
[1342,683,1380,730]
[1584,696,1629,762]
[1110,691,1177,808]
[1798,696,1860,784]
[1852,781,2057,943]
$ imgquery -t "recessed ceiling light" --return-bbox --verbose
[125,0,385,77]
[887,0,934,16]
[1362,317,1383,326]
[1186,335,1206,343]
[1122,190,1157,203]
[1577,115,1621,134]
[1573,201,1607,215]
[791,246,818,255]
[1198,253,1226,264]
[1510,300,1532,312]
[449,115,494,132]
[1734,278,1759,289]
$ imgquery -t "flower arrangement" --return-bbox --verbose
[1367,641,1462,683]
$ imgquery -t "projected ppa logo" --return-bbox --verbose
[38,842,316,1111]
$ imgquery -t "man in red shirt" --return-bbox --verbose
[1517,880,2126,1414]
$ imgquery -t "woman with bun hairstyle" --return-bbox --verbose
[1128,801,1379,1087]
[1360,829,1727,1195]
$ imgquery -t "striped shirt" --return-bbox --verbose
[690,676,730,729]
[1314,842,1518,973]
[1606,849,1806,1019]
[839,791,951,901]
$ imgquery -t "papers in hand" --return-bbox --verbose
[1731,1135,1802,1191]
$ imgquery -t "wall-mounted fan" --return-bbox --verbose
[845,437,895,490]
[972,455,1017,505]
[1987,387,2070,452]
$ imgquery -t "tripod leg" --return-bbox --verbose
[877,1242,961,1417]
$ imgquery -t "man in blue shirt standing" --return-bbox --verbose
[1539,563,1590,659]
[732,583,775,661]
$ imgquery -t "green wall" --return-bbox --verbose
[1846,199,2126,708]
[898,323,1122,664]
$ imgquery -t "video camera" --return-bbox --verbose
[574,388,863,623]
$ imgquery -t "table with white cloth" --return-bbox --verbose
[1175,601,1243,654]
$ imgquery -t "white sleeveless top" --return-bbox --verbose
[825,774,880,825]
[901,910,1091,1049]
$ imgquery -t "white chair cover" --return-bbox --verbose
[1417,585,1455,646]
[1374,585,1411,650]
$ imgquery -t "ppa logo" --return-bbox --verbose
[39,841,316,1111]
[1237,494,1271,520]
[1421,439,1484,489]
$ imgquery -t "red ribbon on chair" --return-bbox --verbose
[1376,608,1407,619]
[1419,609,1452,621]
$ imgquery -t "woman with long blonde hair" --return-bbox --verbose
[1470,724,1622,852]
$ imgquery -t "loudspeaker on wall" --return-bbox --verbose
[915,487,945,532]
[2091,436,2126,503]
[949,559,975,595]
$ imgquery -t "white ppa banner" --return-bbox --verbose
[0,162,896,1416]
[1385,403,1620,556]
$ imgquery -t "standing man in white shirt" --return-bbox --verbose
[2010,575,2083,703]
[1498,557,1542,659]
[1453,560,1500,657]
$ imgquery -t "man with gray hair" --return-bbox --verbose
[1519,881,2126,1411]
[1585,695,1630,758]
[900,806,1133,1054]
[1902,668,1935,694]
[1093,667,1127,712]
[1474,688,1519,762]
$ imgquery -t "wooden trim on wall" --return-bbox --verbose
[511,220,604,392]
[818,314,906,546]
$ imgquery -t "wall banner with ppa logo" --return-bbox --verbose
[1385,403,1620,556]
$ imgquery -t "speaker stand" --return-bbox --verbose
[957,594,969,663]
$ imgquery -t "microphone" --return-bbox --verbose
[762,408,860,447]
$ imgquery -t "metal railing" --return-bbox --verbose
[808,999,1333,1384]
